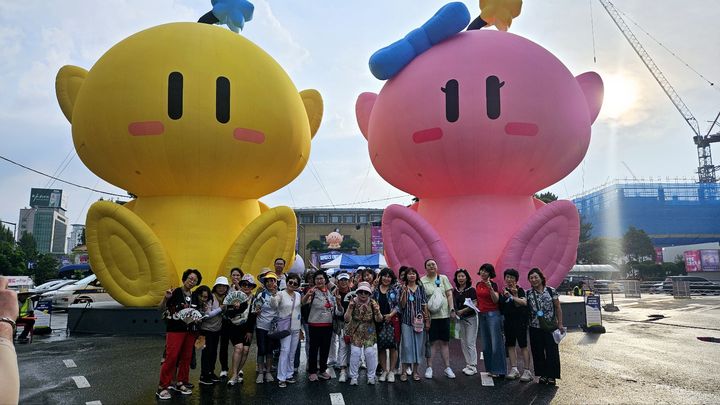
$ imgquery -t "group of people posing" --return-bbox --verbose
[155,258,565,400]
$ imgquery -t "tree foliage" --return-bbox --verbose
[534,192,558,204]
[340,236,360,250]
[18,232,37,262]
[622,226,655,262]
[34,254,59,284]
[306,240,325,251]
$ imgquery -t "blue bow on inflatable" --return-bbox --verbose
[204,0,254,33]
[369,2,471,80]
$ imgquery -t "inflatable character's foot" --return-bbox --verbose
[382,204,457,276]
[219,206,297,279]
[86,201,176,307]
[496,200,580,288]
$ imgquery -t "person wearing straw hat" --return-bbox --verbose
[225,274,257,386]
[254,270,279,384]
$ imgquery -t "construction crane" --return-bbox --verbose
[599,0,720,183]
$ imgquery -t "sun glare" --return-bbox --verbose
[599,73,639,120]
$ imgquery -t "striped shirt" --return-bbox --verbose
[399,284,427,327]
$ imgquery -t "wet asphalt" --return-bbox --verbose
[15,294,720,405]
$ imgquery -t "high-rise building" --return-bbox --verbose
[18,188,69,254]
[67,224,85,253]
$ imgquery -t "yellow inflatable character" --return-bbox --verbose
[55,23,322,306]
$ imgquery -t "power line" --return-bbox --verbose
[0,154,128,198]
[296,194,411,209]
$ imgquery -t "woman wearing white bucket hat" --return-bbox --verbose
[344,281,383,385]
[198,276,229,385]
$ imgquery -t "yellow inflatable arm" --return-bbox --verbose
[479,0,523,31]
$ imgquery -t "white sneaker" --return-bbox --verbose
[507,367,520,380]
[444,367,456,379]
[338,369,347,383]
[387,372,395,383]
[367,378,376,385]
[424,367,433,379]
[378,371,387,382]
[255,373,264,384]
[219,371,228,378]
[350,378,358,386]
[463,366,477,376]
[265,372,275,383]
[520,369,534,382]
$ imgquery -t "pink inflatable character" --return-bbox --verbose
[356,4,603,288]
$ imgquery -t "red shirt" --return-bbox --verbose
[475,281,499,312]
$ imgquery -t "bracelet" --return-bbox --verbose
[0,317,16,329]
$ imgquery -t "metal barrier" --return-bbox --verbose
[624,280,642,298]
[673,281,691,299]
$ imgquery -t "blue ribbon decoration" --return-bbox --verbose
[211,0,254,32]
[369,2,471,80]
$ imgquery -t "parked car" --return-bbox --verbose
[39,274,113,310]
[591,279,624,294]
[661,276,720,295]
[557,275,595,293]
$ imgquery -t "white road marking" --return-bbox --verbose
[72,376,91,388]
[63,359,77,368]
[86,401,102,405]
[480,372,495,386]
[330,393,345,405]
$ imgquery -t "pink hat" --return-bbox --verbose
[356,281,373,294]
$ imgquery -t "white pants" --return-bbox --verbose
[328,331,338,364]
[349,344,378,381]
[333,330,350,367]
[278,330,300,382]
[458,314,478,367]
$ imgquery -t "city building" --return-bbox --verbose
[295,208,384,268]
[572,180,720,247]
[67,224,85,253]
[18,188,68,254]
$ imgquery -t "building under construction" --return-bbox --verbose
[572,180,720,247]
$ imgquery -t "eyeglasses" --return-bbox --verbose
[287,281,299,287]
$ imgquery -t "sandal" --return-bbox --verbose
[400,374,408,382]
[156,388,171,400]
[547,377,556,386]
[412,374,421,381]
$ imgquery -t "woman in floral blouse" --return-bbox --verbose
[526,267,564,386]
[344,282,383,386]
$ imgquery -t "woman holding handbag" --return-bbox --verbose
[452,268,479,376]
[373,268,401,383]
[302,270,336,382]
[398,267,428,382]
[271,273,302,388]
[527,267,564,386]
[344,282,384,385]
[476,263,507,378]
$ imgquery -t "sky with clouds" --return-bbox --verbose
[1,0,719,239]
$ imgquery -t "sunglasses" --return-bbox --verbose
[287,281,299,287]
[357,291,370,296]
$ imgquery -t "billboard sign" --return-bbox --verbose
[700,249,720,272]
[684,250,702,272]
[29,188,63,208]
[371,224,383,254]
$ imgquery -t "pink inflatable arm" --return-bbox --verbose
[496,200,580,289]
[382,204,457,277]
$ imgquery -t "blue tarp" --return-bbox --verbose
[321,253,386,270]
[58,263,91,276]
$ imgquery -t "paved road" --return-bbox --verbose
[15,295,720,405]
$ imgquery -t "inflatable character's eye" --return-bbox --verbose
[486,75,504,120]
[168,72,184,120]
[441,79,459,123]
[216,76,231,124]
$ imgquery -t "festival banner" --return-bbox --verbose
[371,224,383,254]
[699,249,720,272]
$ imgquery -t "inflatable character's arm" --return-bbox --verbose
[85,201,177,307]
[496,200,580,289]
[381,205,457,276]
[469,0,523,31]
[218,206,297,281]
